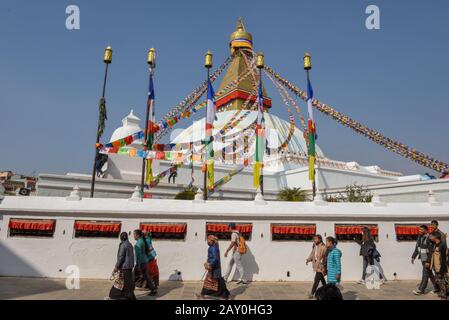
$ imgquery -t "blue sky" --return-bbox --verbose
[0,0,448,176]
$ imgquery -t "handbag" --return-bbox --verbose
[203,271,219,292]
[110,271,124,291]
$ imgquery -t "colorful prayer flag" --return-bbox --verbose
[254,80,265,189]
[205,78,216,189]
[307,76,317,181]
[145,159,153,184]
[207,160,214,190]
[146,73,155,148]
[253,162,262,188]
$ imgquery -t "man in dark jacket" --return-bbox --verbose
[411,225,439,295]
[429,232,448,300]
[430,220,447,246]
[109,232,136,300]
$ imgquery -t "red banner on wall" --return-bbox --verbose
[74,221,121,233]
[206,223,253,233]
[272,225,316,235]
[335,225,379,236]
[9,219,55,231]
[395,225,434,235]
[140,223,187,234]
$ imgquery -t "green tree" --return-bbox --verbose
[174,187,197,200]
[277,187,309,202]
[323,183,372,203]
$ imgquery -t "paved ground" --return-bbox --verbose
[0,277,440,300]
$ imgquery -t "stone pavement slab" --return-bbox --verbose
[0,277,440,300]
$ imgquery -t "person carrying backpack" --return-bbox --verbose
[224,223,247,284]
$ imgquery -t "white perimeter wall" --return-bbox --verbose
[1,196,448,282]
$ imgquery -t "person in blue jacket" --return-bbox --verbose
[197,235,230,300]
[325,236,342,285]
[133,229,157,296]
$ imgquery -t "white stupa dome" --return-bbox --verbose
[170,110,324,158]
[110,110,143,146]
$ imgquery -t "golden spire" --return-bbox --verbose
[216,20,272,112]
[236,17,245,31]
[229,17,253,54]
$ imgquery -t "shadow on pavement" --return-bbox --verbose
[342,290,359,300]
[0,243,67,299]
[229,283,250,300]
[138,280,184,300]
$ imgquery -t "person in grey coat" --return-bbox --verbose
[109,232,136,300]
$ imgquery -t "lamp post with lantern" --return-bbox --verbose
[203,50,213,200]
[140,48,156,195]
[90,46,113,198]
[303,52,316,199]
[256,51,265,195]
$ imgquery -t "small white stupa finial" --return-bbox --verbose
[66,185,82,201]
[428,190,441,206]
[313,190,328,206]
[254,188,267,205]
[371,192,386,207]
[193,188,205,203]
[128,186,142,202]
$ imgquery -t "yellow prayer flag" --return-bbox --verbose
[253,162,262,188]
[145,159,153,184]
[207,160,214,189]
[309,155,315,181]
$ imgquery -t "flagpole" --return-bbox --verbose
[203,50,213,200]
[304,52,316,200]
[190,141,194,187]
[141,48,156,195]
[256,52,264,195]
[90,46,112,198]
[307,69,316,199]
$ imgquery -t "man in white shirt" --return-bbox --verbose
[223,223,247,284]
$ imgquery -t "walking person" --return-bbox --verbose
[354,227,384,284]
[108,232,136,300]
[411,225,438,295]
[429,232,449,300]
[306,234,327,298]
[133,229,157,296]
[168,167,177,183]
[145,231,159,289]
[197,235,230,300]
[224,223,247,284]
[325,236,342,285]
[430,220,447,246]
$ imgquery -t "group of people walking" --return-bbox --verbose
[107,220,448,300]
[107,223,246,300]
[306,235,342,299]
[411,220,448,300]
[306,220,448,300]
[108,230,159,300]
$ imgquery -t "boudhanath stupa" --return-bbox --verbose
[37,19,448,201]
[104,21,404,194]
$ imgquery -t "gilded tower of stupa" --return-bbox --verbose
[216,18,272,112]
